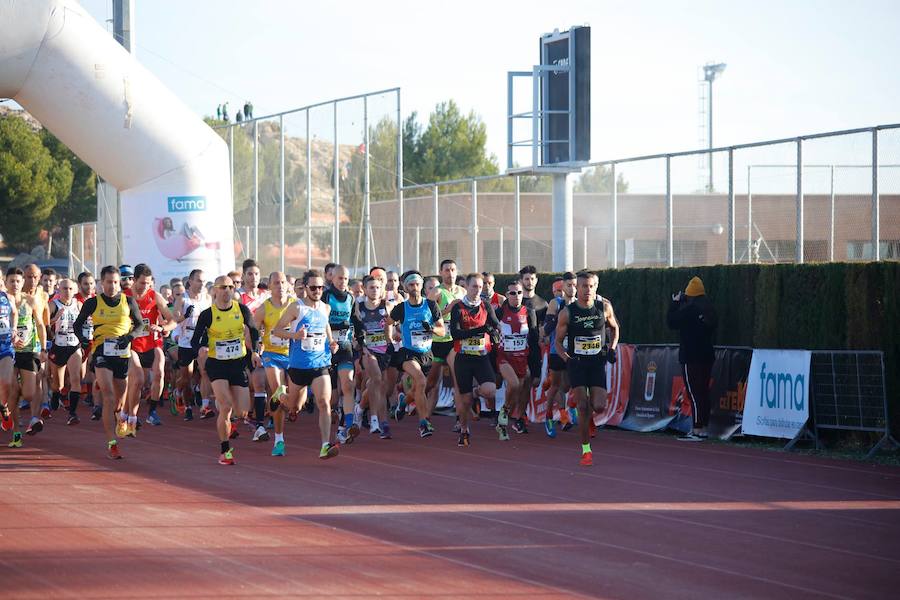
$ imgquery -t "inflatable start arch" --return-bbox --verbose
[0,0,234,281]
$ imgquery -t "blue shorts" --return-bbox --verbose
[261,351,290,371]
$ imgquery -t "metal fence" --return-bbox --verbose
[68,221,99,278]
[70,119,900,278]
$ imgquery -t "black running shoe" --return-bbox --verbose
[184,407,194,422]
[457,432,470,447]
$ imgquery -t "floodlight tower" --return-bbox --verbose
[703,62,726,192]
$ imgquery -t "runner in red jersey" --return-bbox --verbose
[495,279,538,441]
[481,272,506,311]
[124,264,176,432]
[238,259,270,442]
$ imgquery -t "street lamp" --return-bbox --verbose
[703,62,726,192]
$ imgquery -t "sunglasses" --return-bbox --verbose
[507,290,522,295]
[307,285,324,291]
[121,276,134,280]
[216,284,234,290]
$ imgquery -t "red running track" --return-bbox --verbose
[2,411,900,599]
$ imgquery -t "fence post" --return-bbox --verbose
[397,91,404,272]
[796,138,804,264]
[253,119,259,259]
[728,148,735,264]
[364,95,371,271]
[279,114,286,272]
[514,175,521,272]
[228,126,234,203]
[872,128,880,261]
[306,110,312,269]
[583,226,588,269]
[432,185,439,274]
[68,225,74,278]
[79,223,86,274]
[611,163,618,269]
[829,165,835,262]
[415,226,421,272]
[747,165,753,263]
[471,179,479,272]
[499,227,505,273]
[333,102,340,264]
[92,224,98,274]
[666,156,674,267]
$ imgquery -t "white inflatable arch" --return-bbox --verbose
[0,0,234,281]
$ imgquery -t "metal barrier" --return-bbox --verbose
[67,221,99,277]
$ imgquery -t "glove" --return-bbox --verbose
[115,334,133,350]
[420,320,433,333]
[184,305,194,319]
[489,329,501,347]
[606,346,617,364]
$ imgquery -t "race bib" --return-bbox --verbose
[365,330,387,348]
[334,328,352,343]
[133,317,151,338]
[0,318,10,336]
[16,325,29,343]
[300,332,326,352]
[103,339,129,357]
[410,330,432,351]
[269,330,291,349]
[502,334,527,353]
[215,338,243,360]
[461,335,486,355]
[574,335,602,356]
[56,333,78,347]
[82,320,93,340]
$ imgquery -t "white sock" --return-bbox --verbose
[118,410,128,421]
[127,416,137,425]
[201,398,210,408]
[275,432,284,444]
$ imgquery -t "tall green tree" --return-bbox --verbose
[41,129,97,245]
[0,116,73,250]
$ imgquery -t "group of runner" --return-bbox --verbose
[0,259,619,467]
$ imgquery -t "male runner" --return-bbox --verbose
[518,264,549,433]
[40,268,58,298]
[75,272,97,419]
[47,278,83,425]
[254,271,292,433]
[173,269,211,421]
[352,275,394,439]
[542,271,577,437]
[0,285,17,435]
[73,266,143,459]
[321,265,358,444]
[495,279,538,440]
[269,269,340,459]
[386,271,444,437]
[384,270,406,302]
[22,264,50,419]
[8,268,47,443]
[449,273,500,447]
[239,259,271,442]
[424,259,465,435]
[481,272,506,310]
[191,275,260,465]
[555,271,620,466]
[125,264,176,430]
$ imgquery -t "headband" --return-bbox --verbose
[403,273,424,286]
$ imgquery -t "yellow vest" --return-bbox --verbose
[207,301,247,360]
[91,294,133,358]
[261,298,291,356]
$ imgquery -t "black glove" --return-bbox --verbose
[115,334,133,350]
[420,320,433,333]
[606,346,617,364]
[184,305,194,319]
[489,329,501,347]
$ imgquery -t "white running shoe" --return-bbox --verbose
[369,415,380,434]
[252,425,270,442]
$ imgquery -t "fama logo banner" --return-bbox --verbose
[167,196,207,212]
[742,350,811,439]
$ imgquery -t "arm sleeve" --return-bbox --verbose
[126,297,143,332]
[543,308,558,337]
[427,299,442,323]
[73,297,97,345]
[190,308,213,352]
[240,303,259,349]
[667,299,686,329]
[350,303,366,345]
[485,304,501,331]
[527,307,539,346]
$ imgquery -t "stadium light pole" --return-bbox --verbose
[704,62,726,192]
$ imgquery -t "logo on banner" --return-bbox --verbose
[167,196,207,213]
[758,362,805,410]
[742,350,811,439]
[644,362,657,401]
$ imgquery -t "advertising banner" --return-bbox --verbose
[619,345,681,432]
[742,350,811,439]
[594,343,634,427]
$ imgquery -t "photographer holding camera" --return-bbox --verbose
[667,276,718,441]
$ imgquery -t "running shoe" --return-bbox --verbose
[452,418,461,433]
[199,406,216,420]
[544,418,557,439]
[498,406,509,426]
[218,449,235,465]
[512,418,529,434]
[425,419,435,434]
[353,403,363,428]
[91,405,102,421]
[169,397,179,416]
[40,404,51,419]
[418,420,432,438]
[183,407,194,422]
[19,400,30,411]
[271,440,285,457]
[347,422,360,442]
[496,423,510,441]
[126,421,137,438]
[457,431,470,447]
[568,406,579,426]
[369,415,380,434]
[229,422,240,439]
[319,442,339,459]
[146,412,162,426]
[107,442,122,460]
[580,451,593,467]
[270,384,287,411]
[7,432,22,448]
[379,424,392,439]
[1,408,12,432]
[25,418,43,436]
[50,396,60,411]
[336,427,352,445]
[66,414,80,426]
[393,393,406,421]
[252,425,269,442]
[678,432,704,442]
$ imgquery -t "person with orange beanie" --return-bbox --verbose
[667,276,718,441]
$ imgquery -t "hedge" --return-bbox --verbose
[493,262,900,436]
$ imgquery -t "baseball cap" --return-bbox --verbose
[119,264,134,277]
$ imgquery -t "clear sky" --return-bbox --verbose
[58,0,900,188]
